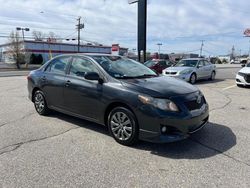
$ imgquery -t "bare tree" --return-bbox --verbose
[47,31,62,42]
[6,31,25,69]
[32,30,44,41]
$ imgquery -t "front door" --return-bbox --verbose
[196,60,206,79]
[63,57,103,122]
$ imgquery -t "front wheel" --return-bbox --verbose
[189,73,197,84]
[33,90,50,115]
[210,71,216,80]
[108,107,139,146]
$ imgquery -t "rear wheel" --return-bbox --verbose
[189,73,196,84]
[108,107,139,146]
[33,90,50,115]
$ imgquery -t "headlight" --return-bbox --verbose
[238,72,245,77]
[138,95,179,112]
[180,69,192,75]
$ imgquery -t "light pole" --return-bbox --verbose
[16,27,30,41]
[128,0,147,63]
[157,43,162,58]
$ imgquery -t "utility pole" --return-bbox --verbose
[248,40,250,58]
[199,40,204,57]
[76,17,84,53]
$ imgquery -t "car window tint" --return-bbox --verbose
[198,61,205,67]
[70,57,99,77]
[159,61,167,66]
[46,57,70,74]
[204,61,211,66]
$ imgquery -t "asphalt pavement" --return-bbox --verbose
[0,69,249,187]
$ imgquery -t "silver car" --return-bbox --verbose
[162,58,216,84]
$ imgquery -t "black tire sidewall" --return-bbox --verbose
[34,90,49,115]
[210,71,215,80]
[190,73,196,84]
[108,107,139,146]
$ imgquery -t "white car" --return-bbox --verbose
[162,58,216,84]
[236,63,250,86]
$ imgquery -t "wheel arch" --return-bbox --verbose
[104,102,137,127]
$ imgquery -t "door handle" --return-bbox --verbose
[41,76,46,82]
[65,80,71,87]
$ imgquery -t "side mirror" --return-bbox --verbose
[84,72,103,84]
[241,64,246,67]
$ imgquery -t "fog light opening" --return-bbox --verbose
[161,126,167,133]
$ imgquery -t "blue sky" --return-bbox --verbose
[0,0,250,56]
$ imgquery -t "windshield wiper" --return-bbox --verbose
[115,74,158,79]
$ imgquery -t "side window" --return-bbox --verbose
[198,61,205,67]
[204,60,211,66]
[46,57,70,75]
[69,57,100,77]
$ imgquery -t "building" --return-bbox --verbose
[0,40,128,64]
[169,53,199,61]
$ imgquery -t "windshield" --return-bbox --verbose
[144,60,157,67]
[175,59,198,67]
[91,56,157,79]
[247,63,250,67]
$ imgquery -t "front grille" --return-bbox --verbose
[245,75,250,83]
[165,71,177,75]
[185,96,206,111]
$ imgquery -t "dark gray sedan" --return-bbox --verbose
[27,54,209,145]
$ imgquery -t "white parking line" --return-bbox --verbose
[222,85,236,91]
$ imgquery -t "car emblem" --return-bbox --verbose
[197,95,202,104]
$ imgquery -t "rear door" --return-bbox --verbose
[41,56,72,108]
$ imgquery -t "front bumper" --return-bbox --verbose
[163,73,191,82]
[136,93,209,143]
[236,74,250,86]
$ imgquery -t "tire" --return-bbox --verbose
[33,90,50,115]
[210,71,216,80]
[107,107,139,146]
[189,73,197,84]
[237,84,243,88]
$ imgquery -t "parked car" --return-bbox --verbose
[236,63,250,87]
[28,54,209,146]
[162,58,216,84]
[144,59,174,74]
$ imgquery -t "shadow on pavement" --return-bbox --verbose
[135,122,236,159]
[195,79,225,85]
[49,112,236,160]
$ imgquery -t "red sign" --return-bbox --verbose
[244,28,250,37]
[112,44,119,51]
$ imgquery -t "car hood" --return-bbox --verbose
[121,76,198,98]
[164,66,193,72]
[239,67,250,74]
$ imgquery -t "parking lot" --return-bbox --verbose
[0,67,249,187]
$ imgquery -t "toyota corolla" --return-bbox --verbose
[27,54,209,145]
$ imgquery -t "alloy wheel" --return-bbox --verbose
[34,92,45,113]
[110,112,133,141]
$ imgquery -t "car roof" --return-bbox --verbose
[54,53,121,58]
[181,58,205,61]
